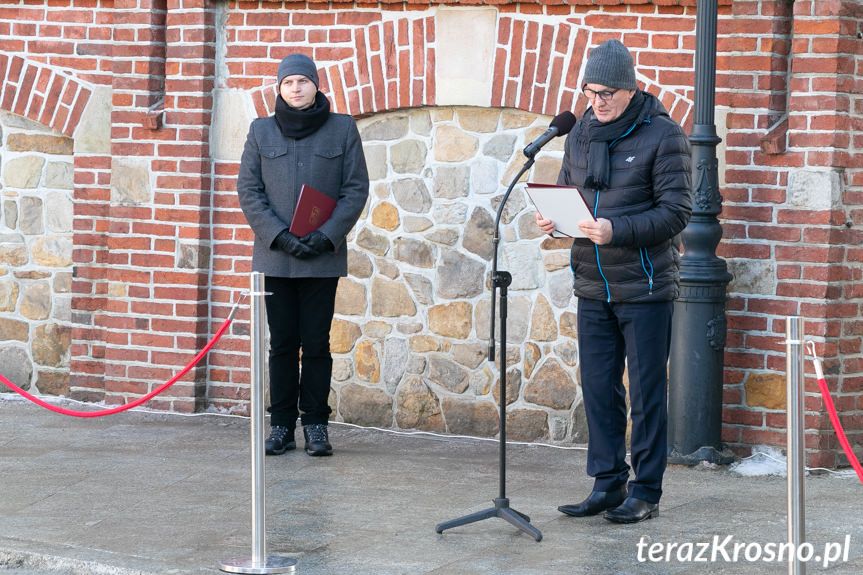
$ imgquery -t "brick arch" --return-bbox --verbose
[491,18,590,117]
[642,80,694,133]
[0,54,92,137]
[490,22,694,130]
[246,15,692,131]
[248,15,436,118]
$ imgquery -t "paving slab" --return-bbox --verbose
[1,397,861,575]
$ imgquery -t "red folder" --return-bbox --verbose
[289,184,337,237]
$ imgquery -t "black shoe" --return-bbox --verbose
[265,426,295,455]
[303,424,333,456]
[604,496,659,523]
[558,484,627,517]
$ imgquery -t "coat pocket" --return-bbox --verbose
[315,147,343,160]
[259,145,290,187]
[260,145,289,159]
[311,147,345,191]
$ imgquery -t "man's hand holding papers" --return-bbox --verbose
[527,183,599,241]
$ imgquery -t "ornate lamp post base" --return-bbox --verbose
[668,267,734,466]
[667,0,735,466]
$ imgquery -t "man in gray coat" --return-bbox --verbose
[237,53,369,456]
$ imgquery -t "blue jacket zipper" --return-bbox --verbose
[591,115,653,303]
[593,191,612,303]
[640,247,655,295]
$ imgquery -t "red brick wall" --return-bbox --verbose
[717,0,863,467]
[1,0,860,466]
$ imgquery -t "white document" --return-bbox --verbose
[525,183,595,238]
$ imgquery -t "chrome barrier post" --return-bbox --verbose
[786,316,805,575]
[221,272,297,574]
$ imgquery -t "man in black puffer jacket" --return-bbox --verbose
[536,39,692,523]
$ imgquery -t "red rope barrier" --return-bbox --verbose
[815,374,863,483]
[811,354,863,485]
[817,376,863,484]
[0,303,239,418]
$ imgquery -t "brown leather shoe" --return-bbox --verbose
[558,485,627,517]
[604,496,659,523]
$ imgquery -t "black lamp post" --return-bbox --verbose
[667,0,734,465]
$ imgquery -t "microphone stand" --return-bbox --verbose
[435,153,542,542]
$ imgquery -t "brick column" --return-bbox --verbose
[151,0,217,410]
[86,0,217,412]
[721,0,863,466]
[785,0,863,468]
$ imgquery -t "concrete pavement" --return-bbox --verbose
[1,396,861,575]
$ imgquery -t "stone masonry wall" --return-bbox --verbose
[330,106,582,441]
[0,111,74,395]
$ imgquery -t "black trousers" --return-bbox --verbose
[264,276,339,429]
[577,298,673,504]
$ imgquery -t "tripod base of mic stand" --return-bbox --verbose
[435,498,542,541]
[220,556,297,574]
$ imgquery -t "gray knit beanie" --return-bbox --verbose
[582,39,637,90]
[277,53,319,88]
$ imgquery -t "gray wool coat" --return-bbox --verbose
[236,112,369,278]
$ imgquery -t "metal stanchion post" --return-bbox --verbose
[786,316,805,575]
[221,272,297,574]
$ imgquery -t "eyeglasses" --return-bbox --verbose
[582,88,619,102]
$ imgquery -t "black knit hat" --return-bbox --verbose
[582,39,637,90]
[277,53,319,88]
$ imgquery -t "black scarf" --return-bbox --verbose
[274,91,330,139]
[584,90,646,190]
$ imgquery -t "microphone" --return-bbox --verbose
[522,111,577,158]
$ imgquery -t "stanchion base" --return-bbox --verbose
[435,497,542,542]
[220,556,297,574]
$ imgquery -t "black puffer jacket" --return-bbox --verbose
[557,91,692,303]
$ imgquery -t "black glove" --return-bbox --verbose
[273,230,316,259]
[299,230,334,255]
